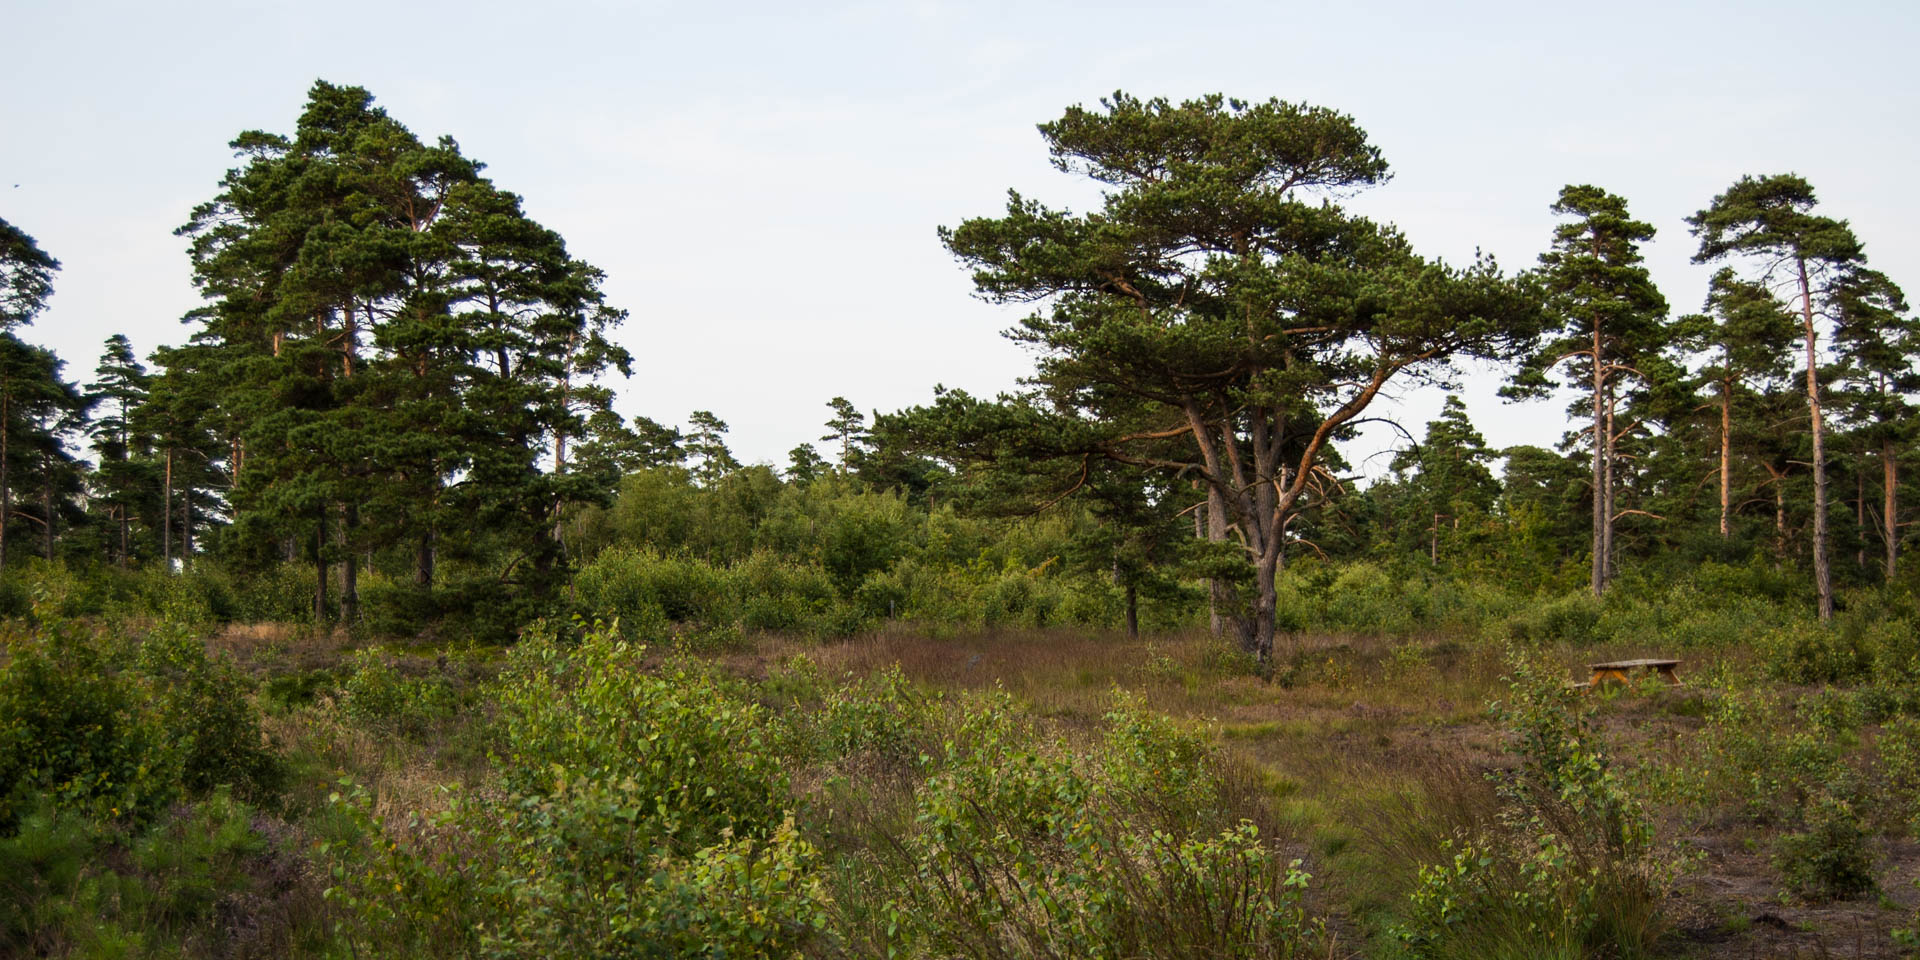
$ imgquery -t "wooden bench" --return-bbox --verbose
[1587,658,1681,688]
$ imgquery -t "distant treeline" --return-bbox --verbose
[0,87,1913,652]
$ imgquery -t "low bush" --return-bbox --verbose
[1774,786,1877,901]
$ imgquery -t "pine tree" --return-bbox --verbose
[0,335,91,568]
[1388,396,1500,565]
[821,397,869,476]
[940,93,1543,666]
[0,218,59,329]
[1680,271,1799,544]
[1828,268,1917,578]
[86,335,155,566]
[1689,174,1880,619]
[1507,185,1669,595]
[685,411,738,488]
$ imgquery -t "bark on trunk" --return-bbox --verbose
[1719,378,1732,539]
[162,448,173,572]
[1797,257,1833,620]
[341,502,358,625]
[314,508,329,623]
[1603,386,1617,585]
[414,530,435,588]
[41,454,52,562]
[1592,323,1606,596]
[1886,439,1899,579]
[1124,583,1139,640]
[1206,485,1228,640]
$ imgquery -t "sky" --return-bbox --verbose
[4,0,1917,476]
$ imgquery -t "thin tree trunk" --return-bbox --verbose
[181,481,193,569]
[1719,377,1732,539]
[41,454,53,562]
[1591,323,1606,597]
[314,507,328,623]
[1857,469,1867,569]
[415,530,435,588]
[162,448,172,572]
[341,502,358,625]
[1206,485,1227,639]
[1798,257,1833,620]
[1603,384,1617,585]
[1124,582,1139,640]
[1886,439,1899,579]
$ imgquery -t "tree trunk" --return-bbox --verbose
[1797,257,1833,620]
[414,530,435,588]
[341,502,358,625]
[181,481,193,569]
[313,507,329,623]
[1206,485,1228,639]
[1124,582,1139,640]
[1603,385,1617,584]
[1719,377,1732,539]
[162,448,173,572]
[1886,439,1899,580]
[41,454,53,562]
[1591,323,1606,597]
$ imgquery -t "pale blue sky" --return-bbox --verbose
[5,0,1916,473]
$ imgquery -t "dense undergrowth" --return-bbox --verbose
[6,557,1920,957]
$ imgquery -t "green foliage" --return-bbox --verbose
[817,665,931,763]
[0,789,304,958]
[340,647,457,737]
[322,621,827,958]
[136,625,280,799]
[1774,787,1876,901]
[495,622,787,849]
[1393,658,1671,958]
[1759,621,1874,684]
[884,691,1321,958]
[0,622,179,826]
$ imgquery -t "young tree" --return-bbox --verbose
[1828,268,1916,578]
[1689,174,1879,619]
[0,218,59,329]
[685,411,738,487]
[1506,186,1668,595]
[1680,270,1799,543]
[821,396,869,476]
[941,93,1543,666]
[0,335,91,568]
[86,335,155,566]
[1387,395,1500,565]
[785,443,828,485]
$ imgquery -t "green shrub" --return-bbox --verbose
[1502,592,1602,646]
[495,622,787,849]
[339,647,457,736]
[1774,788,1877,901]
[817,665,930,763]
[136,627,280,800]
[1393,658,1671,958]
[0,623,179,827]
[1760,621,1873,684]
[895,739,1318,959]
[323,621,825,958]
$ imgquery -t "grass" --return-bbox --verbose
[12,614,1920,958]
